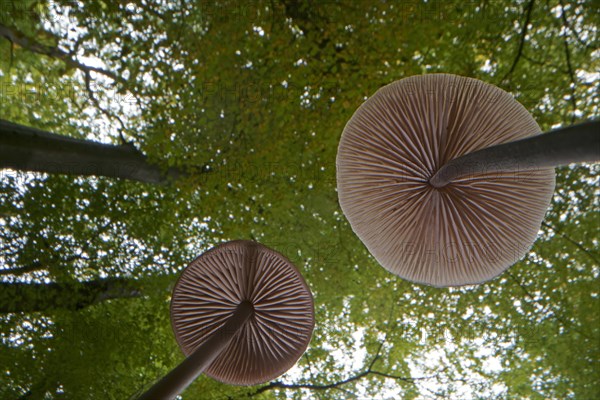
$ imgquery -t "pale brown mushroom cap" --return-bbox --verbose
[337,74,555,287]
[170,240,314,385]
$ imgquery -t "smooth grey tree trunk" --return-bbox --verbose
[0,119,181,184]
[0,278,143,313]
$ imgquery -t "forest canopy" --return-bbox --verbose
[0,1,598,399]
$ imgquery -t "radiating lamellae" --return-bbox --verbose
[171,240,314,385]
[337,74,555,287]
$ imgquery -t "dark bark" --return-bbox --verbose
[0,278,143,313]
[0,119,181,184]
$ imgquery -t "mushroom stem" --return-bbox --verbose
[137,301,254,400]
[429,119,600,188]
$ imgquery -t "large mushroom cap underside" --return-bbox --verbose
[170,240,314,385]
[337,74,555,287]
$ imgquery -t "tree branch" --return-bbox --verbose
[541,221,600,265]
[558,13,578,124]
[0,119,184,184]
[0,22,123,83]
[563,37,577,124]
[83,71,129,143]
[0,261,43,276]
[1,218,114,277]
[501,0,535,82]
[507,269,592,341]
[248,367,436,397]
[0,278,143,313]
[520,53,567,73]
[250,370,371,395]
[558,0,590,49]
[248,341,437,398]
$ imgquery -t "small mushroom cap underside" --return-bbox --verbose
[170,240,315,385]
[337,74,555,287]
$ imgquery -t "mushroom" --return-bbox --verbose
[336,73,599,287]
[429,120,598,188]
[138,240,314,399]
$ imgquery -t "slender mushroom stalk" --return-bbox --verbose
[135,240,314,399]
[138,301,254,400]
[430,120,600,188]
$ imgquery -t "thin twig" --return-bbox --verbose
[247,349,439,397]
[558,0,590,49]
[507,270,591,340]
[0,23,123,83]
[559,22,578,124]
[83,71,129,143]
[541,221,599,265]
[501,0,535,83]
[0,261,43,276]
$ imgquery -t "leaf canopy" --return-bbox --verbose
[0,1,598,399]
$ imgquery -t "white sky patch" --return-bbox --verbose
[480,58,493,73]
[253,25,265,36]
[39,3,142,144]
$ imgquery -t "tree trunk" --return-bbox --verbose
[0,278,143,313]
[0,119,181,184]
